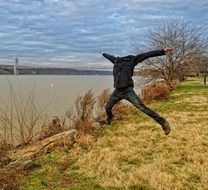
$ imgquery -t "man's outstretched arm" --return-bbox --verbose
[133,48,173,65]
[100,50,116,64]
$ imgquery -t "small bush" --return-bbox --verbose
[141,82,171,104]
[38,116,64,140]
[74,90,96,135]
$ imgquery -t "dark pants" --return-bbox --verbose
[105,87,165,125]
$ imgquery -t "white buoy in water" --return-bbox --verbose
[51,83,54,89]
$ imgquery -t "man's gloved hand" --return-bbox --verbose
[164,48,173,53]
[99,50,104,54]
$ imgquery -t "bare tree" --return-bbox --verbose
[182,54,208,77]
[138,20,207,87]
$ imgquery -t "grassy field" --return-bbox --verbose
[20,78,208,190]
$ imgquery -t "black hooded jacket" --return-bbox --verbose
[102,49,165,89]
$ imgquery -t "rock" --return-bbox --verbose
[92,122,102,130]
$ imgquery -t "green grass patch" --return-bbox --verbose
[188,173,201,184]
[172,154,190,166]
[21,151,105,190]
[129,180,150,190]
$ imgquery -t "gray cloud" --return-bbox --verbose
[0,0,207,68]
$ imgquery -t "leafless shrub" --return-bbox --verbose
[65,106,76,128]
[75,133,96,149]
[141,82,171,104]
[38,116,64,140]
[0,82,44,148]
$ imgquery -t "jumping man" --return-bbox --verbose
[100,48,173,135]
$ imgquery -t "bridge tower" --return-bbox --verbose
[14,57,19,75]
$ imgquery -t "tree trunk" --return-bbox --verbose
[204,65,207,85]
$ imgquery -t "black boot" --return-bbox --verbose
[106,114,113,125]
[161,120,171,135]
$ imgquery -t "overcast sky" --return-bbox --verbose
[0,0,207,68]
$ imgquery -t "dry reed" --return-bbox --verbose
[0,82,44,148]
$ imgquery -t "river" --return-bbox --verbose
[0,75,117,119]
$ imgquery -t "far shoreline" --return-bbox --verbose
[0,65,113,75]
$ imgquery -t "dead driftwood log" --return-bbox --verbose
[0,129,77,189]
[5,129,77,170]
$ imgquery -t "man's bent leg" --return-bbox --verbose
[105,90,122,124]
[125,88,170,134]
[125,89,164,124]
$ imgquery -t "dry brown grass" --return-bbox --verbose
[72,109,208,189]
[74,133,96,149]
[75,89,96,123]
[94,88,111,122]
[69,80,208,189]
[0,167,26,190]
